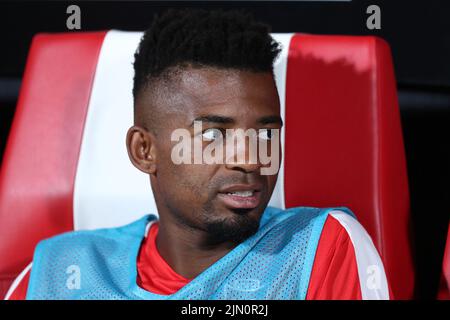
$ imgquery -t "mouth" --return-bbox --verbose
[217,184,262,210]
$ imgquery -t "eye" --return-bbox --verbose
[258,129,273,140]
[202,128,223,141]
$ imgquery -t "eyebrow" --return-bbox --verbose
[258,115,283,126]
[190,114,283,127]
[190,115,235,127]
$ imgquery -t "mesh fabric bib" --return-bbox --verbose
[27,206,352,300]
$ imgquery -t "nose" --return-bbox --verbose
[224,132,262,173]
[225,160,261,173]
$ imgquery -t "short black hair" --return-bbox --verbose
[132,9,281,101]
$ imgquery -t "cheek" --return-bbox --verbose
[157,139,215,191]
[157,158,212,204]
[266,173,278,193]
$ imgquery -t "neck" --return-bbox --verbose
[155,214,237,280]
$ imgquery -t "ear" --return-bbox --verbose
[126,125,157,174]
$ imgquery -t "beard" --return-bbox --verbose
[202,208,261,245]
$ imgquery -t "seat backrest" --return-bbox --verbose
[0,31,414,299]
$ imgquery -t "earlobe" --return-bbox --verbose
[126,126,157,174]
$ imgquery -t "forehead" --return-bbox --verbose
[152,67,280,124]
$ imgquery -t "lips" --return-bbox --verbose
[217,184,262,209]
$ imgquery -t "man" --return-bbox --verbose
[7,9,390,300]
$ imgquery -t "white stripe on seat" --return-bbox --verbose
[267,33,294,210]
[73,31,157,230]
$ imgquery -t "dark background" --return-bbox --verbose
[0,0,449,299]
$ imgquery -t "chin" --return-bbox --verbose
[203,208,261,244]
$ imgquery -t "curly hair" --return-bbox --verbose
[132,9,281,101]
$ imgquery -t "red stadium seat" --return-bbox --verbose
[0,32,414,299]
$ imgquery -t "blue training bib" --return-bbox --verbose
[27,206,353,300]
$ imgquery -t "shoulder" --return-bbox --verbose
[262,206,335,227]
[6,215,154,300]
[307,209,391,300]
[324,209,388,284]
[35,214,153,251]
[262,206,356,237]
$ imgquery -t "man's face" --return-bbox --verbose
[133,67,281,244]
